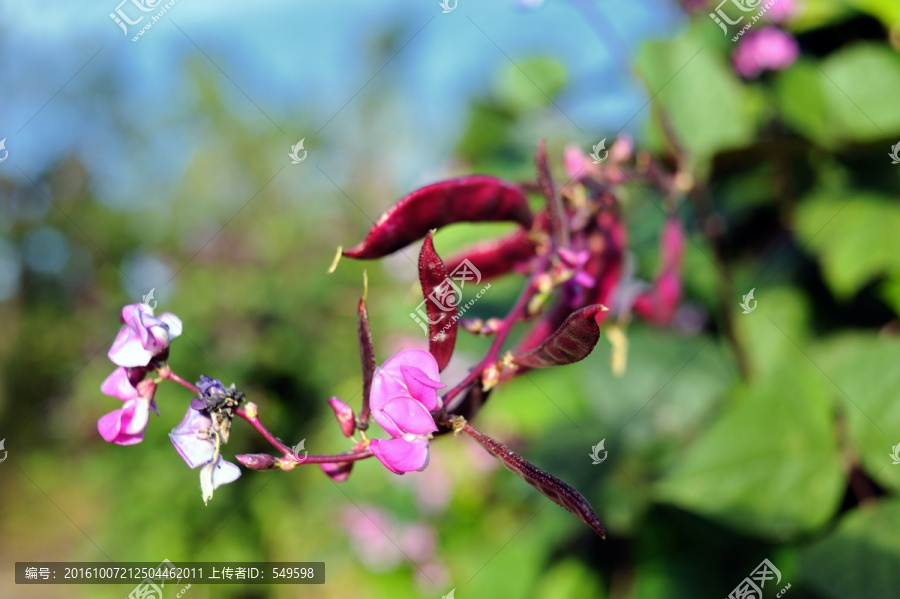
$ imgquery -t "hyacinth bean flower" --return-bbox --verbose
[170,405,241,504]
[732,27,799,79]
[368,350,444,474]
[108,302,183,368]
[97,367,159,445]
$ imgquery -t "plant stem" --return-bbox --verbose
[163,369,199,394]
[235,407,295,457]
[442,253,551,412]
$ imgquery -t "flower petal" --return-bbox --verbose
[399,366,444,411]
[98,409,126,443]
[169,407,215,468]
[369,436,430,475]
[371,349,442,411]
[200,456,241,504]
[378,396,438,436]
[108,326,155,367]
[101,367,140,401]
[121,303,152,327]
[97,399,149,445]
[159,313,183,339]
[121,398,151,436]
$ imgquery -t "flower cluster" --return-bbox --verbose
[99,142,692,539]
[98,301,241,503]
[98,302,181,445]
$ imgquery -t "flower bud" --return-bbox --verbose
[328,397,356,437]
[235,453,278,471]
[320,461,354,482]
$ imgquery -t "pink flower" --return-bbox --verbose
[368,350,444,474]
[733,27,799,79]
[108,303,183,368]
[97,367,158,445]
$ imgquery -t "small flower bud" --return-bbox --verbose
[528,292,549,316]
[536,273,554,294]
[320,462,354,482]
[328,397,356,437]
[482,364,501,391]
[275,458,297,471]
[460,318,484,334]
[236,453,278,471]
[242,402,259,419]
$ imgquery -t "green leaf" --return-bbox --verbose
[655,357,843,538]
[800,500,900,599]
[795,192,900,298]
[732,287,810,379]
[813,334,900,493]
[637,24,755,169]
[774,60,835,146]
[838,0,900,27]
[819,43,900,141]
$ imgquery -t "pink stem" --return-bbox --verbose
[234,408,375,464]
[235,407,295,457]
[288,450,374,464]
[163,370,199,394]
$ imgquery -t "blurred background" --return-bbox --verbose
[2,0,900,597]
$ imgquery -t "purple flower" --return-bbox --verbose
[368,350,444,475]
[733,27,799,79]
[97,368,158,445]
[108,303,182,368]
[170,406,241,504]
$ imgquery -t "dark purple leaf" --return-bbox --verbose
[344,176,533,259]
[514,305,605,368]
[462,423,605,538]
[419,232,457,371]
[357,294,376,426]
[536,140,568,247]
